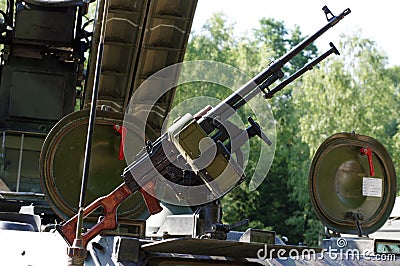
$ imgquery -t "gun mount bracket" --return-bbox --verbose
[345,212,364,237]
[260,70,284,99]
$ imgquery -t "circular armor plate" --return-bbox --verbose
[309,133,397,235]
[40,110,156,220]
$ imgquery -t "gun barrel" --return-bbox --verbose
[198,7,351,132]
[264,42,340,99]
[274,8,350,68]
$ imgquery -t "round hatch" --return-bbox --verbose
[309,132,397,235]
[40,110,155,220]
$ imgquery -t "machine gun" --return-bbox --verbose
[58,6,350,250]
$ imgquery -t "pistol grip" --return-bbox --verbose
[139,181,163,215]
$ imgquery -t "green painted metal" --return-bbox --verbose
[309,133,397,235]
[0,130,45,194]
[39,109,156,220]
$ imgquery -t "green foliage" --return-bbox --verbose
[176,13,399,246]
[386,65,400,89]
[0,0,5,12]
[186,13,236,65]
[293,33,399,177]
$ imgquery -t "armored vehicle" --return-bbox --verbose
[0,0,397,265]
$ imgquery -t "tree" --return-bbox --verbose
[185,12,236,65]
[294,33,398,169]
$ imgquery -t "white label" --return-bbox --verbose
[362,177,382,197]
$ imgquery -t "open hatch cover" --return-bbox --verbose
[39,110,155,220]
[309,133,397,235]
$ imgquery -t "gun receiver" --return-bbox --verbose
[58,6,350,248]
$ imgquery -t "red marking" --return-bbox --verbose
[360,147,374,176]
[113,125,127,161]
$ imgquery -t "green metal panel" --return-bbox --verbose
[40,110,153,220]
[9,71,65,120]
[0,131,45,193]
[0,56,77,132]
[14,4,76,45]
[175,120,243,193]
[84,0,198,139]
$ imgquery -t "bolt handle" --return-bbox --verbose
[247,117,272,146]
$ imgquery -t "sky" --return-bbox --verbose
[191,0,399,66]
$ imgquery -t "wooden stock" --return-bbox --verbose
[58,183,132,247]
